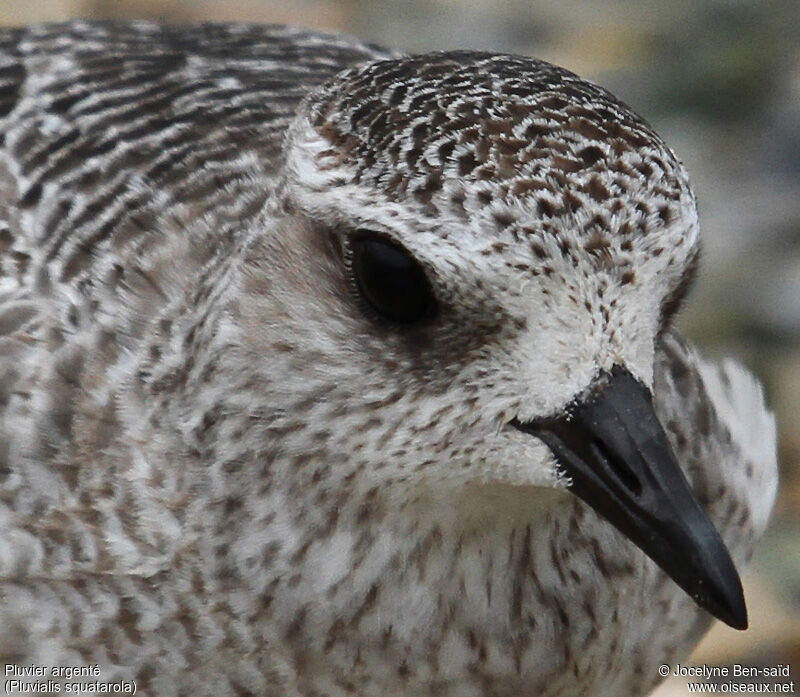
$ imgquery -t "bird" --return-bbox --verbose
[0,20,778,697]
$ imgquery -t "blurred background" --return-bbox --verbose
[2,0,797,692]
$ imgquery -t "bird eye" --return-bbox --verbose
[350,236,434,324]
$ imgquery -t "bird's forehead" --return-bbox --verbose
[303,51,693,223]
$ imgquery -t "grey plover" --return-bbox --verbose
[0,21,777,697]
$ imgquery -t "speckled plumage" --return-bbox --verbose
[0,21,777,697]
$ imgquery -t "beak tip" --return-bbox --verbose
[712,585,748,631]
[716,603,748,631]
[731,611,749,632]
[698,564,748,630]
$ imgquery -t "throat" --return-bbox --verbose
[283,484,631,638]
[268,486,664,696]
[260,480,683,697]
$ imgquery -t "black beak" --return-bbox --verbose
[513,366,747,630]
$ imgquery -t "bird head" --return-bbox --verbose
[236,52,745,628]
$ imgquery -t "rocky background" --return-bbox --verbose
[2,0,798,693]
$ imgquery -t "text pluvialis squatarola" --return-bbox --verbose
[0,21,778,697]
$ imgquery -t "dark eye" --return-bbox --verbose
[350,236,434,324]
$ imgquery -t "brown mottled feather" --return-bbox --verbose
[0,21,776,697]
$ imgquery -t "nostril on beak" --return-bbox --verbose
[589,437,643,497]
